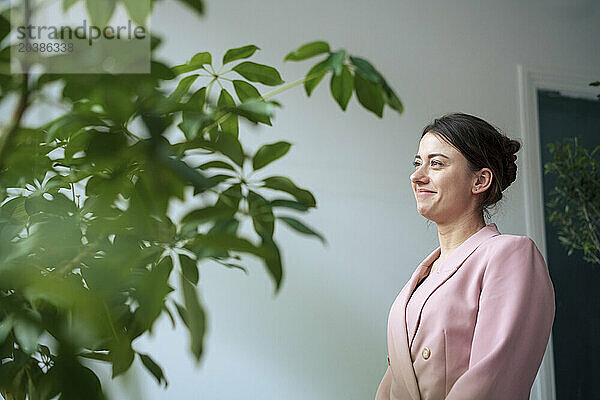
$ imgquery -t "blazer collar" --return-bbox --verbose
[389,223,501,400]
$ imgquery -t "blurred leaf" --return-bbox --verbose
[217,89,239,137]
[180,273,206,361]
[262,176,316,208]
[201,132,245,167]
[122,0,151,25]
[0,14,10,41]
[0,315,14,343]
[198,160,236,172]
[181,206,237,227]
[13,311,42,355]
[248,190,274,239]
[131,256,174,334]
[179,254,199,285]
[111,337,134,378]
[159,152,216,195]
[261,238,283,293]
[279,216,326,244]
[168,74,199,103]
[86,0,116,26]
[175,0,204,16]
[139,353,168,387]
[270,199,309,211]
[235,98,275,126]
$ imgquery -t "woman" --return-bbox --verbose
[375,113,555,400]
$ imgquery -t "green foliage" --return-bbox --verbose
[590,80,600,99]
[544,136,600,265]
[0,4,403,399]
[284,41,404,117]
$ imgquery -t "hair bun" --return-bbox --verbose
[501,138,520,190]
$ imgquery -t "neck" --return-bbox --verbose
[435,215,486,262]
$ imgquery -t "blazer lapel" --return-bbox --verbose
[407,223,501,347]
[389,223,501,400]
[389,247,440,400]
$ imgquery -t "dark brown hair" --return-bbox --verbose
[421,112,521,218]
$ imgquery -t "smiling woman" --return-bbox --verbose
[411,113,521,226]
[375,113,555,400]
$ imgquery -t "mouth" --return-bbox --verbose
[416,189,436,197]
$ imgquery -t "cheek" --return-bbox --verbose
[438,173,471,200]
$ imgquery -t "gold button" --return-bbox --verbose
[387,355,390,366]
[422,347,431,360]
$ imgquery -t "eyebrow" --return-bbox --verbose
[414,153,450,160]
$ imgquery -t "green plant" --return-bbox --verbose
[0,1,403,398]
[590,80,600,99]
[544,136,600,265]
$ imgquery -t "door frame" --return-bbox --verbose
[517,64,598,400]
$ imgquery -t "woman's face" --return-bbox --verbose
[410,132,486,224]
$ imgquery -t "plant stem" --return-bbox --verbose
[262,71,322,100]
[0,0,32,168]
[0,73,30,168]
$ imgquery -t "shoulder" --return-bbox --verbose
[481,233,539,255]
[478,234,547,274]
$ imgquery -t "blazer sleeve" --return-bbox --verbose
[374,366,392,400]
[445,237,555,400]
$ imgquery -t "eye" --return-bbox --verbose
[413,160,442,168]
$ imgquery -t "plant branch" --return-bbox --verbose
[0,73,30,169]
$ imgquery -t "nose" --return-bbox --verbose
[410,164,430,185]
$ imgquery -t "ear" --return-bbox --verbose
[472,168,493,194]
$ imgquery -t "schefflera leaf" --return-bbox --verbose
[349,55,403,117]
[139,353,168,387]
[303,49,346,96]
[278,216,326,244]
[354,72,384,118]
[252,141,291,171]
[217,88,239,138]
[179,272,206,362]
[232,61,284,86]
[330,64,353,111]
[261,176,316,209]
[222,44,260,65]
[247,190,275,240]
[173,51,212,75]
[284,40,330,61]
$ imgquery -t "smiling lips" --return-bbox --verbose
[417,189,436,197]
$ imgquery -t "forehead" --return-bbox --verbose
[416,132,458,156]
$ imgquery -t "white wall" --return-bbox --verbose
[104,0,600,398]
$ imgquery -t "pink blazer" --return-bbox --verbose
[375,223,555,400]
